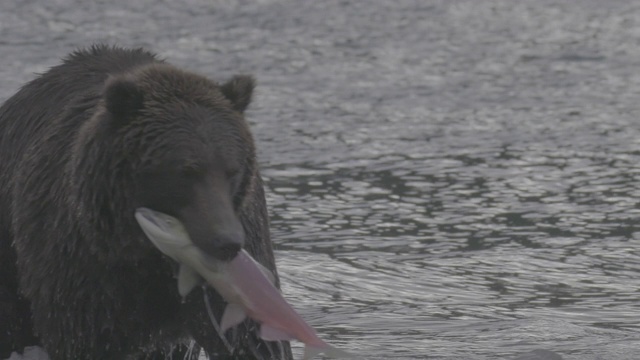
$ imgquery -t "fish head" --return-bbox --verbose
[135,207,224,296]
[134,207,189,251]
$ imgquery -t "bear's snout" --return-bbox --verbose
[180,208,245,261]
[179,179,245,261]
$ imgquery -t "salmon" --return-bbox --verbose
[135,207,356,360]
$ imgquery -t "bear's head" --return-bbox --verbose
[73,64,258,262]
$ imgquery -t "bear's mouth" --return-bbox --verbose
[134,207,271,297]
[135,207,217,296]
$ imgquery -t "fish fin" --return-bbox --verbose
[220,304,247,333]
[259,324,296,342]
[177,264,203,297]
[303,344,357,360]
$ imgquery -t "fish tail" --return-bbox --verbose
[303,343,357,359]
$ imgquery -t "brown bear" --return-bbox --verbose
[0,45,292,360]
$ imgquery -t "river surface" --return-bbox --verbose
[1,0,639,359]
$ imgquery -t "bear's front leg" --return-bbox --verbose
[0,286,39,358]
[138,343,202,360]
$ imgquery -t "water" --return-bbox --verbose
[1,0,639,359]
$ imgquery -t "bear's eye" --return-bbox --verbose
[226,168,240,180]
[228,168,244,195]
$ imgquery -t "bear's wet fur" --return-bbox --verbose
[0,45,291,360]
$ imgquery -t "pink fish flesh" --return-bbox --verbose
[222,250,354,359]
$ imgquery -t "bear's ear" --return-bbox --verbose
[103,76,144,124]
[220,75,255,113]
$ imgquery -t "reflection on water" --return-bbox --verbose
[263,135,640,359]
[248,1,640,358]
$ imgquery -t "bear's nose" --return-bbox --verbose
[179,177,246,261]
[189,225,245,261]
[206,228,245,260]
[213,242,243,261]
